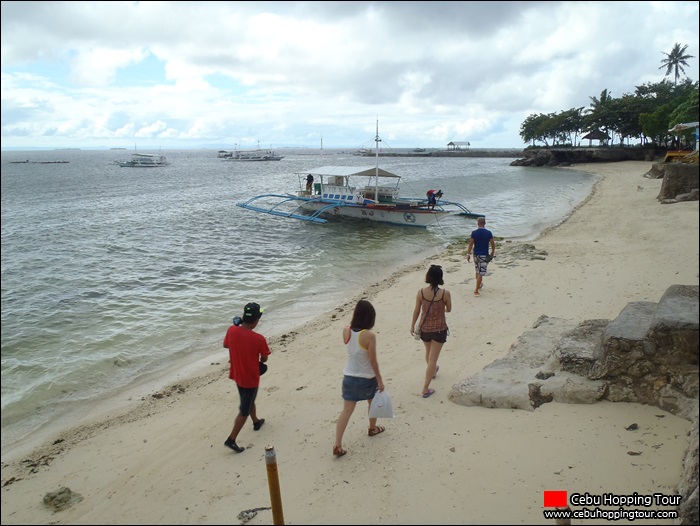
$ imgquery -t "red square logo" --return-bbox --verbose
[543,490,568,507]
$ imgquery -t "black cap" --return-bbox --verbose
[241,302,264,323]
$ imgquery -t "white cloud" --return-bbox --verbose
[1,1,698,149]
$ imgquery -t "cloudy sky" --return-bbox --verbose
[2,1,698,150]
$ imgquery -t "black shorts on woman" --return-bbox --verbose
[420,328,448,344]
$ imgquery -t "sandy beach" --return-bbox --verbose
[1,160,698,525]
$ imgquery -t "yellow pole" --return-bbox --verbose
[265,445,285,525]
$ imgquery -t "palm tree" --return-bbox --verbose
[584,89,612,145]
[659,43,695,86]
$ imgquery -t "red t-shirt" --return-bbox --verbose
[223,325,271,388]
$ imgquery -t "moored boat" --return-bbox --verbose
[223,149,284,161]
[236,122,483,228]
[115,153,169,167]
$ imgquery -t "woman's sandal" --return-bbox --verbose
[422,388,436,398]
[368,425,386,437]
[333,445,347,457]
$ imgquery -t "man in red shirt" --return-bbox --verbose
[223,302,271,453]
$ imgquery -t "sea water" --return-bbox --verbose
[0,148,596,453]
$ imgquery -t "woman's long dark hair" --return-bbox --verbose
[425,264,444,293]
[350,299,376,330]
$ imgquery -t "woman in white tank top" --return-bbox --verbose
[333,299,386,457]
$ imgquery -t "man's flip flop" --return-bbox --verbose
[422,388,436,398]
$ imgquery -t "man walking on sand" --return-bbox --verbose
[466,216,495,296]
[223,302,271,453]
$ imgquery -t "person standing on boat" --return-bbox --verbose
[222,302,271,453]
[410,264,452,398]
[333,299,386,457]
[466,216,495,297]
[306,173,314,195]
[427,189,443,210]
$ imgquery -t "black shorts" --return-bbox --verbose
[237,385,259,416]
[420,329,448,344]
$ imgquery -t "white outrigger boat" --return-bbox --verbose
[236,123,484,228]
[115,152,169,167]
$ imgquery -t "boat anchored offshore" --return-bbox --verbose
[219,143,284,161]
[115,153,170,167]
[236,123,483,228]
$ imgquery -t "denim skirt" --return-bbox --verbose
[342,375,378,402]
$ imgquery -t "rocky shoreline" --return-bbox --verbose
[370,148,524,158]
[511,147,654,166]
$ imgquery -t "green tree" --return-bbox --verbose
[668,80,699,125]
[520,113,551,147]
[659,43,695,86]
[584,89,613,145]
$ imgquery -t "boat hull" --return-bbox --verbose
[298,201,449,227]
[115,162,169,167]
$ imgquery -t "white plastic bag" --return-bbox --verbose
[369,389,395,419]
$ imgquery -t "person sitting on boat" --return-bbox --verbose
[427,189,443,210]
[306,174,314,195]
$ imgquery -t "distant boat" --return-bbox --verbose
[222,149,284,161]
[115,153,169,167]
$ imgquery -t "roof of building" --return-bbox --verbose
[581,130,610,140]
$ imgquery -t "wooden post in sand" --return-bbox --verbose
[264,445,285,525]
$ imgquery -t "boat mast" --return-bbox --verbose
[374,118,380,200]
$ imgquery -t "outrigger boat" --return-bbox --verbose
[236,123,484,228]
[115,152,169,167]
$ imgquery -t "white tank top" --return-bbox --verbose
[343,329,374,378]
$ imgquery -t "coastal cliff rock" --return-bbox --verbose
[511,147,651,167]
[644,162,700,203]
[449,284,698,416]
[449,284,699,524]
[678,414,699,525]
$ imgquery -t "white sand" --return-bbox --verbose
[1,160,698,525]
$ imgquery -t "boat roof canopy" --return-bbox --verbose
[297,166,401,179]
[668,121,699,132]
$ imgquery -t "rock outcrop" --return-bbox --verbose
[511,147,651,167]
[644,162,700,203]
[449,284,699,524]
